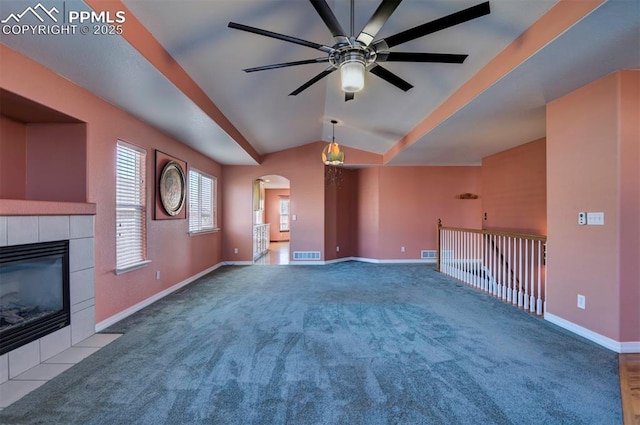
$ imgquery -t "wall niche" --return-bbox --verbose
[0,89,87,202]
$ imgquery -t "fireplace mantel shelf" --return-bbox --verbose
[0,200,96,216]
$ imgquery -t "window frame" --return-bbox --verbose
[279,196,290,232]
[115,140,150,274]
[188,168,217,235]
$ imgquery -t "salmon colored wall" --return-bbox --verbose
[547,72,624,341]
[1,45,222,323]
[337,169,358,259]
[325,168,358,261]
[0,116,26,199]
[618,71,640,343]
[357,168,380,259]
[265,188,290,242]
[222,143,325,262]
[376,167,482,259]
[481,138,547,235]
[26,123,87,202]
[325,176,338,261]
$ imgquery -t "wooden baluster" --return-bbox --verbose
[500,235,505,300]
[492,234,498,296]
[506,236,511,302]
[466,231,471,286]
[536,239,543,315]
[543,242,547,314]
[518,238,523,307]
[497,235,502,298]
[529,239,536,313]
[513,238,522,307]
[523,240,529,311]
[474,232,478,288]
[436,219,442,273]
[445,229,450,274]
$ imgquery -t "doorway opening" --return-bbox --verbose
[252,175,290,265]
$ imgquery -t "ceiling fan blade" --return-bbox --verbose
[345,92,355,102]
[229,22,333,53]
[356,0,403,46]
[289,67,336,96]
[373,1,490,50]
[369,64,413,91]
[244,58,330,73]
[309,0,348,43]
[378,52,468,63]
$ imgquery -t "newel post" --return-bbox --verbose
[436,219,442,272]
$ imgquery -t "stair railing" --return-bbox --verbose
[436,220,547,315]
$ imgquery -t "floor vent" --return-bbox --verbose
[293,251,321,260]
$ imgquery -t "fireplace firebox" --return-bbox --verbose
[0,240,70,355]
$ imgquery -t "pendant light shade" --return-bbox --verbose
[322,120,345,166]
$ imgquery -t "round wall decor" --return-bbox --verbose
[159,161,186,216]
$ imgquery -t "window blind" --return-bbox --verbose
[189,169,216,232]
[116,142,146,270]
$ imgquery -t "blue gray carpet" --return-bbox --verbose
[0,262,621,424]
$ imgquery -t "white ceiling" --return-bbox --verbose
[1,0,638,166]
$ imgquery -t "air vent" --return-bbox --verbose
[293,251,321,260]
[421,250,436,259]
[420,250,453,259]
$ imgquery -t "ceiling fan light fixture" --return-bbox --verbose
[340,51,366,93]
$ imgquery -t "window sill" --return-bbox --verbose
[115,260,151,275]
[189,228,220,236]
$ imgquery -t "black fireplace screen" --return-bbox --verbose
[0,240,70,355]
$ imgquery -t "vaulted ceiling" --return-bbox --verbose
[1,0,638,166]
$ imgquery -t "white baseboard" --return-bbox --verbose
[95,262,224,332]
[351,257,436,264]
[620,341,640,353]
[223,261,253,266]
[545,313,639,353]
[289,257,437,265]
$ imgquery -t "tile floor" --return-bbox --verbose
[0,333,121,409]
[254,241,290,265]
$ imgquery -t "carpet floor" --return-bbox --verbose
[0,262,621,424]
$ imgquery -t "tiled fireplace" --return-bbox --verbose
[0,214,95,384]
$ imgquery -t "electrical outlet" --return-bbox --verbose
[155,271,161,280]
[577,294,586,309]
[233,248,238,254]
[336,246,340,252]
[401,246,406,253]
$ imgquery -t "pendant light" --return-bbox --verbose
[322,120,345,166]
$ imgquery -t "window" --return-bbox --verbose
[116,141,148,272]
[279,197,290,232]
[189,169,216,233]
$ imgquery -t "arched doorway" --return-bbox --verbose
[252,175,290,265]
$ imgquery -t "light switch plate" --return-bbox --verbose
[587,212,604,225]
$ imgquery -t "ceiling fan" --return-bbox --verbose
[228,0,490,101]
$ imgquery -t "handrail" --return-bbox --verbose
[437,221,547,241]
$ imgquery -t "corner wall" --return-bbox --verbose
[546,70,639,349]
[0,116,26,199]
[481,138,546,235]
